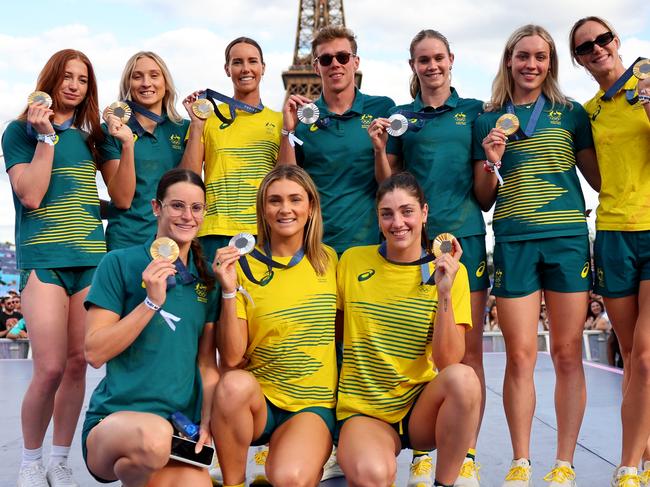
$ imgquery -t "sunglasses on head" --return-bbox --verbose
[315,51,355,67]
[574,31,615,56]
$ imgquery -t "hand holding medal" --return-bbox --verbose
[103,102,134,143]
[635,59,650,104]
[213,233,255,303]
[144,237,179,308]
[432,233,462,295]
[27,91,55,135]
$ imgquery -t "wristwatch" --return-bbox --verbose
[36,133,56,146]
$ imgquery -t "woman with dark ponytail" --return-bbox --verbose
[81,168,219,486]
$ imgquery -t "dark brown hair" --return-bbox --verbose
[311,25,358,58]
[225,37,265,64]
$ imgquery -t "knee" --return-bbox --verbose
[345,458,396,487]
[33,360,66,391]
[632,350,650,385]
[505,348,536,375]
[443,364,481,410]
[267,464,316,487]
[551,342,583,375]
[65,352,88,381]
[130,424,171,472]
[214,370,257,411]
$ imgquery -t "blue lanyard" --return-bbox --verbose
[26,114,75,139]
[602,57,645,104]
[125,101,165,136]
[394,105,453,133]
[312,110,357,129]
[378,241,436,285]
[201,88,263,126]
[505,93,547,141]
[239,243,305,286]
[166,258,196,289]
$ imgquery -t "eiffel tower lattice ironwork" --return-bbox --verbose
[282,0,362,99]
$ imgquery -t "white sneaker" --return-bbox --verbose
[209,455,223,485]
[46,463,79,487]
[502,458,532,487]
[455,457,480,487]
[407,454,433,487]
[17,463,49,487]
[543,460,576,486]
[640,461,650,487]
[321,446,344,481]
[611,466,641,487]
[249,445,269,484]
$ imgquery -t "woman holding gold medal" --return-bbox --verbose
[1,49,106,487]
[211,165,338,487]
[473,25,600,487]
[100,51,189,250]
[82,168,218,486]
[569,17,650,487]
[369,29,488,487]
[335,171,480,487]
[181,37,282,263]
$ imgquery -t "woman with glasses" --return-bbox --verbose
[473,25,600,487]
[100,51,189,251]
[82,168,218,486]
[570,16,650,487]
[182,37,281,263]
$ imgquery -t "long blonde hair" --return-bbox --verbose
[486,25,571,111]
[256,166,329,275]
[118,51,183,123]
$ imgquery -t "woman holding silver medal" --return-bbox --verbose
[473,25,600,487]
[1,49,106,487]
[211,165,338,487]
[569,16,650,487]
[82,168,219,486]
[368,29,488,487]
[99,51,189,251]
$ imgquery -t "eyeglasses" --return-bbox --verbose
[315,51,355,67]
[159,200,206,217]
[574,31,615,56]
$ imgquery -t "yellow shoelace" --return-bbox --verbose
[640,469,650,485]
[411,456,433,476]
[616,473,641,487]
[505,465,531,481]
[459,460,481,480]
[254,449,268,466]
[543,465,575,482]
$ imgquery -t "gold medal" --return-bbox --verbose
[496,113,520,136]
[106,101,132,123]
[192,99,214,120]
[432,233,456,258]
[27,91,52,108]
[633,59,650,80]
[150,237,180,262]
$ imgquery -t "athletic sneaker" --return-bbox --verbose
[502,458,532,487]
[17,463,48,487]
[611,466,640,487]
[250,445,269,484]
[640,461,650,486]
[321,446,344,481]
[209,456,223,485]
[46,463,79,487]
[407,454,433,487]
[543,460,576,486]
[455,457,480,487]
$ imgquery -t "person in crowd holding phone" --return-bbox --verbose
[82,168,219,486]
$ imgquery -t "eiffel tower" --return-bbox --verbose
[282,0,362,99]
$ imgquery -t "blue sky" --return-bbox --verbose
[1,0,649,244]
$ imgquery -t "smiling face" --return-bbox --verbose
[129,56,166,110]
[152,181,205,246]
[55,58,88,111]
[572,20,621,79]
[508,35,551,100]
[263,178,312,242]
[410,37,453,95]
[314,37,359,95]
[225,42,265,98]
[590,300,604,315]
[378,188,428,256]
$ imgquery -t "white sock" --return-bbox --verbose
[48,445,71,467]
[21,446,43,470]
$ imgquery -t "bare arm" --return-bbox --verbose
[472,127,506,211]
[369,117,401,183]
[179,91,206,175]
[277,94,311,165]
[195,321,219,452]
[576,147,601,192]
[99,113,137,209]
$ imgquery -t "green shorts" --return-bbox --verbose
[453,235,489,292]
[199,235,239,264]
[492,235,591,298]
[19,267,96,296]
[594,230,650,297]
[252,398,335,446]
[81,415,114,484]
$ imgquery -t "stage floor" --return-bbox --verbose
[0,353,623,486]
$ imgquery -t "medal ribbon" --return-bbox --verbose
[166,259,196,290]
[394,105,453,133]
[159,309,181,331]
[26,113,75,139]
[378,241,436,285]
[602,57,645,104]
[125,101,165,136]
[314,111,357,129]
[505,93,547,141]
[200,88,263,126]
[239,243,305,286]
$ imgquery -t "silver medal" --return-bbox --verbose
[229,233,256,255]
[386,113,408,137]
[297,103,319,124]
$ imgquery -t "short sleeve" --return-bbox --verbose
[449,263,472,328]
[570,103,595,152]
[472,114,491,161]
[98,123,123,162]
[85,251,126,316]
[1,120,36,171]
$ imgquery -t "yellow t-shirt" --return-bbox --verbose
[336,245,471,423]
[584,77,650,231]
[236,246,338,411]
[199,104,282,237]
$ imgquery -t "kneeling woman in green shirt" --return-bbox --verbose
[82,168,219,486]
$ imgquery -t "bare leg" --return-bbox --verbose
[145,460,210,487]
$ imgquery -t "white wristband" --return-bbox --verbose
[222,289,237,299]
[144,296,161,311]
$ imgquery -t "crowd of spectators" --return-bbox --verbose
[0,291,26,339]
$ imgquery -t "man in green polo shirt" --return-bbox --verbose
[278,25,395,254]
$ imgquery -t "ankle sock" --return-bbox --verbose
[21,446,43,470]
[48,444,71,467]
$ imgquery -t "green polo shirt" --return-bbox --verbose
[84,236,219,424]
[99,116,190,250]
[295,89,395,254]
[2,120,106,269]
[472,99,592,243]
[386,89,485,238]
